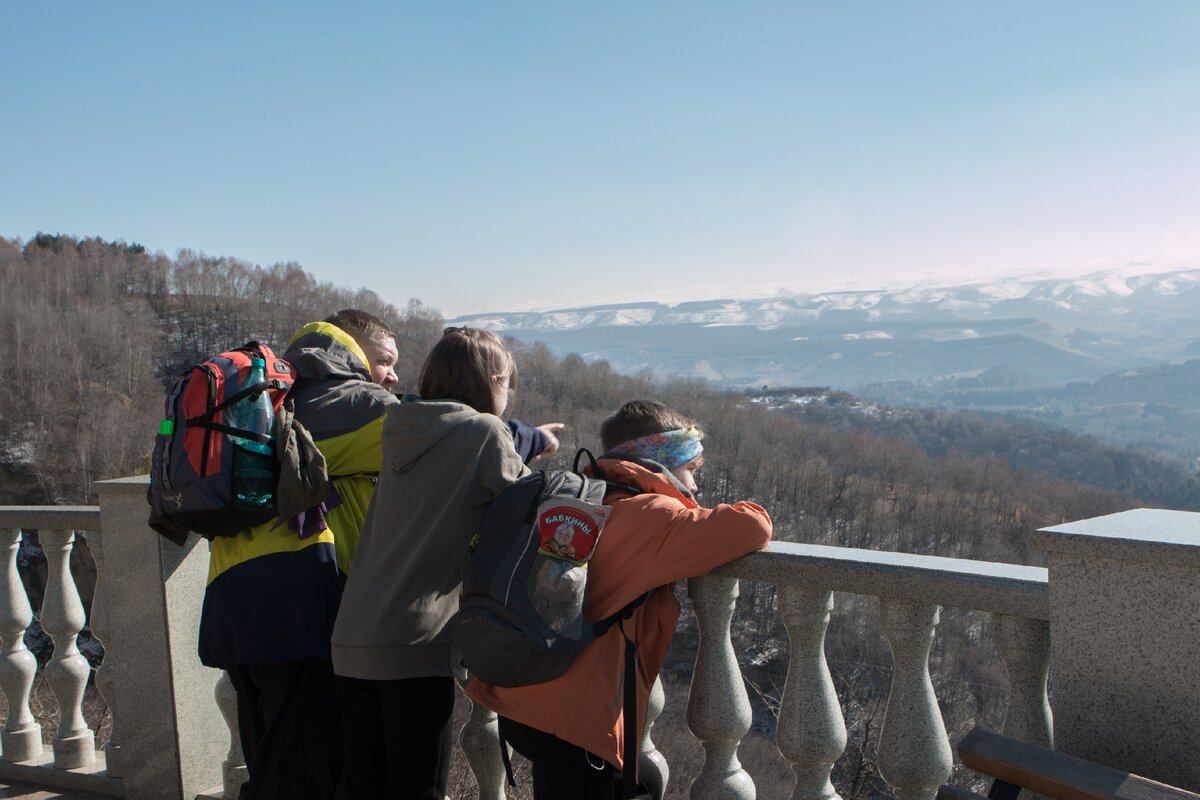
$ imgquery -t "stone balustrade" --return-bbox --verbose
[457,542,1052,800]
[0,481,228,800]
[705,542,1051,800]
[1,479,1197,799]
[0,506,117,796]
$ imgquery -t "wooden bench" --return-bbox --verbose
[938,727,1200,800]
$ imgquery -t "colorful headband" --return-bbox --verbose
[608,426,704,470]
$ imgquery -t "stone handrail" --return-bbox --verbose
[710,542,1049,617]
[460,541,1053,800]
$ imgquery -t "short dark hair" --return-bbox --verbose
[323,309,395,349]
[600,400,702,452]
[418,326,514,415]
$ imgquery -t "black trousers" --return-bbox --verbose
[226,660,344,800]
[336,674,456,800]
[498,717,664,800]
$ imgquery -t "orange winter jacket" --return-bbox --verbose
[466,456,772,769]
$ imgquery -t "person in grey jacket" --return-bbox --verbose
[331,326,530,800]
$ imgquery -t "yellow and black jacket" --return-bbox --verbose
[198,322,398,667]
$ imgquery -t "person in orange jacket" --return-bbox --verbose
[467,399,773,799]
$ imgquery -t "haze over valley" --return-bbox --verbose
[454,265,1200,469]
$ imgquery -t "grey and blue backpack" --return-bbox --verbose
[455,449,656,798]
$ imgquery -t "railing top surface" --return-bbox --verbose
[711,540,1049,619]
[95,475,149,488]
[0,506,101,530]
[1037,508,1200,566]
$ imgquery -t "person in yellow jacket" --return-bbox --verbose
[199,309,400,800]
[468,400,773,800]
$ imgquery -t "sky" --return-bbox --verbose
[3,2,1199,317]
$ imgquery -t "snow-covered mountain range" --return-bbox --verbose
[451,267,1200,390]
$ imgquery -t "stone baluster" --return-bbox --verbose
[642,674,669,797]
[877,600,951,800]
[994,614,1052,748]
[776,587,845,800]
[215,671,248,798]
[460,699,507,800]
[0,529,42,763]
[687,575,755,800]
[86,527,120,775]
[39,528,96,769]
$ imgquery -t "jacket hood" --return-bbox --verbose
[284,322,371,382]
[595,455,697,506]
[384,400,486,468]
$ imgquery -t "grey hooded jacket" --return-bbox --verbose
[330,400,529,680]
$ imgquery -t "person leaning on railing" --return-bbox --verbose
[468,400,774,800]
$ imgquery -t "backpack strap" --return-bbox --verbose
[194,421,273,444]
[592,588,660,800]
[496,725,517,788]
[574,447,602,478]
[604,480,643,498]
[574,447,646,499]
[621,618,639,800]
[592,590,653,638]
[191,378,272,420]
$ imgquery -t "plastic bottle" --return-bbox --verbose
[226,357,276,511]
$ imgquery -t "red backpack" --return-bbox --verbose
[148,342,295,544]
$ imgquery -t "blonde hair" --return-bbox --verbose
[418,327,514,415]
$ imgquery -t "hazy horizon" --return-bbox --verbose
[451,256,1200,318]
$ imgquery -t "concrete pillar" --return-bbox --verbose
[1033,508,1200,791]
[95,476,224,800]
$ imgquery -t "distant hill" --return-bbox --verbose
[452,267,1200,389]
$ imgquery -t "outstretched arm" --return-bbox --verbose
[507,420,566,464]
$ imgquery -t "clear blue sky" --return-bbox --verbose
[3,2,1199,316]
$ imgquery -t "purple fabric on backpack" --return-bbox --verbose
[290,484,343,539]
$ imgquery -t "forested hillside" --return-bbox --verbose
[0,233,441,504]
[859,360,1200,469]
[0,234,1145,798]
[749,387,1200,511]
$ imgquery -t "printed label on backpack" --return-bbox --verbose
[536,497,609,563]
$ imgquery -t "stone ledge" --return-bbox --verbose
[0,507,101,530]
[710,540,1049,618]
[1034,508,1200,566]
[94,475,150,493]
[0,781,112,799]
[0,752,120,798]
